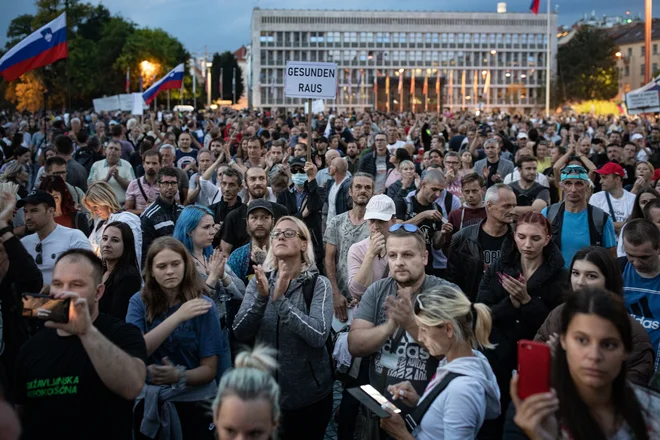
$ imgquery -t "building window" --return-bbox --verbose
[641,64,645,76]
[400,33,406,43]
[457,33,464,44]
[432,33,439,44]
[260,31,274,43]
[425,33,432,43]
[654,44,658,55]
[653,63,658,74]
[464,33,471,44]
[521,34,527,46]
[625,65,630,76]
[448,33,455,44]
[441,33,448,44]
[641,46,645,56]
[628,47,632,57]
[367,32,374,43]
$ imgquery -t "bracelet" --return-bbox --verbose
[171,365,187,390]
[205,282,216,290]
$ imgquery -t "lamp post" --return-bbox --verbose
[207,61,213,108]
[644,0,652,83]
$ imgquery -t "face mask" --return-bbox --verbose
[292,173,307,186]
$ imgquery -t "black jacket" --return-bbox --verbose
[447,219,513,301]
[141,197,184,259]
[0,235,43,403]
[357,150,394,178]
[277,179,324,267]
[476,236,566,405]
[324,177,351,218]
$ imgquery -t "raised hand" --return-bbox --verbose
[253,264,270,298]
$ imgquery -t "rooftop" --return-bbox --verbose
[606,18,660,45]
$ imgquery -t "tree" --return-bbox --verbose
[5,72,46,112]
[556,26,619,102]
[211,51,244,104]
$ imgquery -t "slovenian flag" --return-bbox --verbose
[0,13,68,82]
[142,63,184,105]
[530,0,540,14]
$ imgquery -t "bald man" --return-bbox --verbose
[316,149,343,188]
[325,156,352,228]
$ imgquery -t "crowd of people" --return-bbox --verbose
[0,106,659,440]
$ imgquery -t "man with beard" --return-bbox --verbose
[220,167,288,255]
[348,226,457,406]
[394,169,458,278]
[19,190,91,284]
[345,141,360,175]
[447,183,517,301]
[140,167,183,258]
[509,155,550,214]
[446,173,487,232]
[158,144,189,201]
[330,117,354,150]
[125,150,161,215]
[325,173,374,322]
[209,168,244,247]
[227,199,275,285]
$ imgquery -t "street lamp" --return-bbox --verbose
[140,60,158,88]
[207,61,213,108]
[615,51,622,58]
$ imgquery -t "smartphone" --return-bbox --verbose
[22,293,70,323]
[347,384,401,418]
[517,340,551,399]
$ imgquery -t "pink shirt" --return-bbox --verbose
[347,237,390,299]
[125,177,159,210]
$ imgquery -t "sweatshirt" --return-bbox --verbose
[412,350,501,440]
[232,265,333,410]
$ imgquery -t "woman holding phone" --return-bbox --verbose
[534,246,654,385]
[379,284,500,440]
[510,288,659,440]
[127,237,222,440]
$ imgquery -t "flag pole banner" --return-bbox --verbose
[143,63,184,106]
[0,12,68,81]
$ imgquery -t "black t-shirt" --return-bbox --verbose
[395,195,443,273]
[220,201,289,249]
[15,314,147,440]
[478,226,507,270]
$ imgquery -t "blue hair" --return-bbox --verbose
[173,205,215,259]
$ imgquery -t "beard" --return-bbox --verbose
[146,169,156,176]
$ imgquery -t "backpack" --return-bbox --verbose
[405,190,453,220]
[301,273,337,379]
[546,202,608,247]
[510,183,546,207]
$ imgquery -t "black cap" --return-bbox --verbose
[289,156,306,169]
[246,199,274,217]
[16,190,56,209]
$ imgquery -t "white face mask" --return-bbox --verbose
[291,173,307,186]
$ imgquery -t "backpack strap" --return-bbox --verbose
[136,177,149,205]
[443,191,453,217]
[405,372,465,433]
[302,273,320,312]
[546,202,562,223]
[587,205,608,247]
[405,196,414,221]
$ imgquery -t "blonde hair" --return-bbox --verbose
[213,345,280,421]
[263,216,315,272]
[83,181,121,214]
[414,285,494,350]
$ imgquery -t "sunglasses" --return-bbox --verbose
[35,242,42,265]
[389,223,419,233]
[561,166,588,176]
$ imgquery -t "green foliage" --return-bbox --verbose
[556,26,619,102]
[2,0,189,110]
[211,51,244,104]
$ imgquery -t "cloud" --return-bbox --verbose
[1,0,655,55]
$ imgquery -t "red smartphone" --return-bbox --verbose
[517,340,551,399]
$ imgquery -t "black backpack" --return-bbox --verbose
[301,274,337,379]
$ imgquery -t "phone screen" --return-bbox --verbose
[360,385,401,413]
[22,294,70,323]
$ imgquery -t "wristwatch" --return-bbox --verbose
[171,365,187,390]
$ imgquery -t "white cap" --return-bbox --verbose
[364,194,396,221]
[631,133,644,141]
[517,132,529,139]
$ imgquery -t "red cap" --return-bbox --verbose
[595,162,625,178]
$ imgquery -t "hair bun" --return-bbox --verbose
[234,345,278,373]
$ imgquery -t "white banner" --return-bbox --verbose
[92,96,120,113]
[626,90,660,112]
[285,62,337,99]
[304,99,326,115]
[93,93,147,113]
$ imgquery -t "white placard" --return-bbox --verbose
[627,90,660,110]
[285,61,337,99]
[93,96,120,113]
[304,99,326,115]
[131,93,144,115]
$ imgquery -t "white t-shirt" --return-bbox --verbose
[589,190,636,224]
[503,168,550,187]
[21,224,92,284]
[386,140,406,153]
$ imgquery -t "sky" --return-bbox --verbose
[0,0,657,55]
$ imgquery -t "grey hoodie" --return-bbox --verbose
[412,350,501,440]
[232,265,333,410]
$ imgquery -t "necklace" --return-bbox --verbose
[191,253,209,274]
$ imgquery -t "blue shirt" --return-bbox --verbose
[623,264,660,371]
[126,293,222,371]
[542,206,617,268]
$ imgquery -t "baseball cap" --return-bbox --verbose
[517,132,529,140]
[289,156,306,170]
[246,199,274,217]
[16,190,56,209]
[631,133,644,141]
[560,165,590,182]
[364,194,396,221]
[595,162,625,178]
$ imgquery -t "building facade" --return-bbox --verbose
[250,8,558,112]
[609,19,660,99]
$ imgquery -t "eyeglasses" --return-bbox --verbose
[389,223,419,233]
[35,242,42,265]
[270,229,304,239]
[158,181,178,186]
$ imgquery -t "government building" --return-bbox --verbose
[249,8,558,113]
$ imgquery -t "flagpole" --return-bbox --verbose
[386,74,390,113]
[220,67,223,100]
[65,0,71,111]
[232,67,236,105]
[545,0,551,117]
